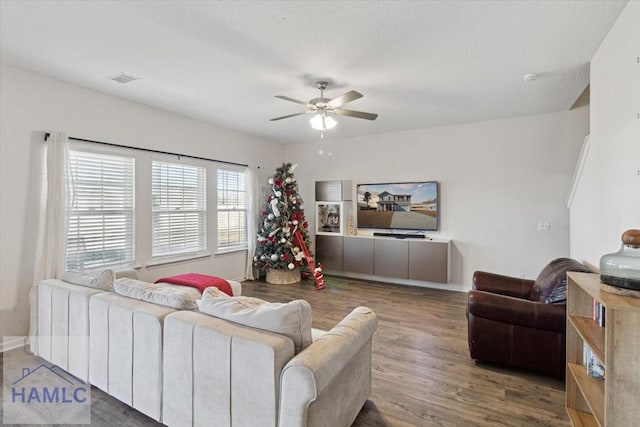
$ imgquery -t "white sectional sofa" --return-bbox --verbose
[29,274,377,427]
[31,278,104,382]
[89,292,176,421]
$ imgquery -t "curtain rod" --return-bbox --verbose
[44,133,248,167]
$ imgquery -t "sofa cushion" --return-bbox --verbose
[197,294,312,353]
[62,269,115,291]
[529,258,592,303]
[113,278,199,310]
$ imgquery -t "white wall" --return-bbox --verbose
[570,2,640,266]
[0,56,598,339]
[0,64,284,338]
[288,107,589,288]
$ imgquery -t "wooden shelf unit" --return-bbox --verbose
[566,272,640,426]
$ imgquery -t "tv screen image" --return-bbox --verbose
[356,181,439,231]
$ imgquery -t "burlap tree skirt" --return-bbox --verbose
[266,268,301,284]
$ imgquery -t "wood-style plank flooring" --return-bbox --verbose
[245,275,569,427]
[1,275,570,426]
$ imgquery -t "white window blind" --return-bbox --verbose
[152,161,206,257]
[217,169,247,249]
[66,150,135,270]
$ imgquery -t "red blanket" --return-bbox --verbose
[155,273,234,296]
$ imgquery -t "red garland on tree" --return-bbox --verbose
[253,163,313,274]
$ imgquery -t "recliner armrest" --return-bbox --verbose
[467,290,566,332]
[473,271,534,299]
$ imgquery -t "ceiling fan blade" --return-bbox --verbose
[274,95,311,107]
[326,90,363,108]
[270,112,307,121]
[334,109,378,120]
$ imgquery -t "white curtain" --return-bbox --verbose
[244,165,259,280]
[34,131,71,281]
[30,131,71,352]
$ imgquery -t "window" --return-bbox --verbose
[152,161,206,257]
[217,169,247,249]
[66,150,135,270]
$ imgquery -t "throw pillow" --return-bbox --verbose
[113,277,198,310]
[529,258,592,304]
[197,294,312,353]
[202,286,231,299]
[114,268,139,280]
[62,269,115,291]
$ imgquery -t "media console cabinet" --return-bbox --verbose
[316,234,450,284]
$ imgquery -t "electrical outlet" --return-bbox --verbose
[538,221,550,231]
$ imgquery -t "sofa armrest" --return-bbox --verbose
[467,290,566,332]
[473,271,534,298]
[278,306,377,427]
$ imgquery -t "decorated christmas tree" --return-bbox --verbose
[254,163,313,278]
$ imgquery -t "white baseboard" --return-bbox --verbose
[1,336,26,353]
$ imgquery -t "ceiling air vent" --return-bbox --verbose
[109,73,139,84]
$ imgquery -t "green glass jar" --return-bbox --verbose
[600,229,640,291]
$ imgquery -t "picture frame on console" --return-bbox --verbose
[316,202,344,235]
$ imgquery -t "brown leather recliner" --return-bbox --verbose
[466,258,591,378]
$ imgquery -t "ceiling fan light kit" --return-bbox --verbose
[271,81,378,138]
[310,114,337,131]
[310,113,337,139]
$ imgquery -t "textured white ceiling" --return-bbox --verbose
[0,1,628,144]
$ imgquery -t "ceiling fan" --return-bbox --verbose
[270,81,378,138]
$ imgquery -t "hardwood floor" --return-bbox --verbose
[245,275,569,427]
[1,275,570,426]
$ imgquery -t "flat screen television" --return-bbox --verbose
[356,181,439,231]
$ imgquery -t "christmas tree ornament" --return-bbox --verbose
[288,263,295,270]
[271,199,280,217]
[270,254,278,261]
[268,227,280,237]
[293,250,304,262]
